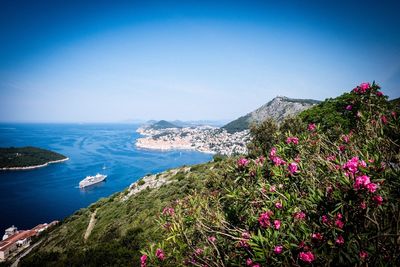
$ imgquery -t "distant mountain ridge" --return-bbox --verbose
[223,96,320,133]
[148,120,181,129]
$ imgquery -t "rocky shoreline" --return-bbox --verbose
[0,157,69,171]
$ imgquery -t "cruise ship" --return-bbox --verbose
[79,173,107,188]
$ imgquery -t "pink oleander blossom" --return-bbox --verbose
[274,220,281,230]
[195,248,203,255]
[366,183,378,193]
[336,235,345,245]
[241,231,251,239]
[299,251,315,263]
[162,207,175,216]
[345,105,352,110]
[360,201,367,209]
[381,115,388,124]
[237,157,250,167]
[376,91,383,97]
[321,215,329,224]
[275,202,283,209]
[311,233,323,241]
[246,258,253,266]
[269,147,277,159]
[273,156,286,166]
[286,136,299,145]
[354,175,371,190]
[208,236,216,243]
[155,248,165,261]
[342,134,350,143]
[258,211,273,228]
[359,250,368,260]
[294,211,306,220]
[342,157,360,174]
[288,162,298,174]
[326,155,336,161]
[269,185,276,192]
[335,219,344,229]
[308,123,316,131]
[373,195,383,205]
[274,245,283,254]
[140,254,147,267]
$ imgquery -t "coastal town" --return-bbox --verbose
[136,125,250,156]
[0,221,58,262]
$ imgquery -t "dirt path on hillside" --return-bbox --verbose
[84,209,97,242]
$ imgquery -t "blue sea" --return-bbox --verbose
[0,123,212,231]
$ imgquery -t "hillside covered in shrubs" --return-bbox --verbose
[22,82,399,266]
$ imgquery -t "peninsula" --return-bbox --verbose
[0,147,68,170]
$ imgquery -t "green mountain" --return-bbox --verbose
[148,120,181,130]
[20,83,400,266]
[223,96,320,133]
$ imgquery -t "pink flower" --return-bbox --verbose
[335,219,344,229]
[275,202,283,209]
[140,254,147,267]
[376,91,383,97]
[335,235,344,245]
[274,220,281,230]
[339,145,346,152]
[253,264,261,267]
[288,162,298,174]
[241,231,251,239]
[360,201,367,209]
[345,105,352,110]
[286,136,299,145]
[373,195,383,205]
[381,115,388,124]
[299,251,315,263]
[308,123,316,132]
[195,248,203,255]
[321,215,329,224]
[274,245,283,254]
[269,147,277,159]
[273,156,286,166]
[269,185,276,192]
[294,211,306,220]
[342,134,350,143]
[258,211,273,228]
[311,233,323,241]
[366,183,378,193]
[354,175,371,190]
[326,155,336,161]
[359,250,368,260]
[155,248,165,261]
[237,157,249,167]
[343,157,359,173]
[162,207,175,216]
[360,82,370,90]
[246,258,253,266]
[208,236,216,243]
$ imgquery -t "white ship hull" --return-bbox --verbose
[79,174,107,188]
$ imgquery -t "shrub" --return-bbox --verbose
[141,82,400,266]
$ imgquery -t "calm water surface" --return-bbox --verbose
[0,123,212,230]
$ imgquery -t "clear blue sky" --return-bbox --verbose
[1,0,399,123]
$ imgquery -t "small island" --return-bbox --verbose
[0,146,68,170]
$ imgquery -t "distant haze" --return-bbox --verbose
[0,0,399,123]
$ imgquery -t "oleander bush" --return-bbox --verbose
[141,82,400,266]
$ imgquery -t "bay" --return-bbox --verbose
[0,123,212,231]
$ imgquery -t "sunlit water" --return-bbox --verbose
[0,123,212,230]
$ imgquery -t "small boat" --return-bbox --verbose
[79,173,107,188]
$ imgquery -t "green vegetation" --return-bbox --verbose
[222,114,251,133]
[22,82,400,266]
[0,146,67,168]
[150,120,181,130]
